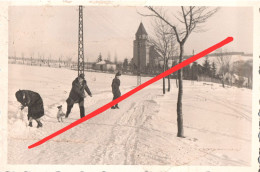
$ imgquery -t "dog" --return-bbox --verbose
[57,105,66,122]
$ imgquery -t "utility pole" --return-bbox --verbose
[78,5,85,78]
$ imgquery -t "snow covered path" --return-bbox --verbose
[9,86,161,164]
[8,64,251,165]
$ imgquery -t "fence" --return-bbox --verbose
[9,57,76,69]
[197,75,252,89]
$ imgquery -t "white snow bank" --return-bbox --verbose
[8,64,252,166]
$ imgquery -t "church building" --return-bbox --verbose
[133,22,162,72]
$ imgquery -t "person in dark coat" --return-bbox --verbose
[65,73,92,118]
[111,71,121,109]
[15,90,44,128]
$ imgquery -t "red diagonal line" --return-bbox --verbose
[28,37,233,149]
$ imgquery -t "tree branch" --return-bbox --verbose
[146,6,181,44]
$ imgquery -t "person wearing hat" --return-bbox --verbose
[65,73,92,118]
[111,71,121,109]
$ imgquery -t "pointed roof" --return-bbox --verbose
[135,22,148,36]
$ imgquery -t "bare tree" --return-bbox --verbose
[114,52,118,64]
[149,18,176,94]
[141,6,218,137]
[67,56,72,68]
[215,49,232,88]
[30,52,34,66]
[107,51,111,62]
[22,52,24,64]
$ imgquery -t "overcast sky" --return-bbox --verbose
[9,6,253,62]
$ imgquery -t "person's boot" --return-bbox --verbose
[111,106,115,109]
[36,121,43,128]
[80,106,85,118]
[28,121,32,127]
[115,104,119,109]
[65,105,72,118]
[65,112,69,118]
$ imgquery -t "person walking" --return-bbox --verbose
[15,90,44,128]
[65,73,92,118]
[111,71,121,109]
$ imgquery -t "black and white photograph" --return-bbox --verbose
[4,3,257,170]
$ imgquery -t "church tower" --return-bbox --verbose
[133,22,149,72]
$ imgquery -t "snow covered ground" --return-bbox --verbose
[8,64,252,165]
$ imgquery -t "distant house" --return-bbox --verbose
[223,73,250,87]
[94,60,116,71]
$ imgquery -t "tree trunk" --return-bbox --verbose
[163,56,166,94]
[231,75,233,87]
[248,76,250,88]
[222,74,225,88]
[177,44,184,137]
[168,74,170,92]
[166,59,170,92]
[163,77,165,94]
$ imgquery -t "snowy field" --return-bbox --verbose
[8,64,252,165]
